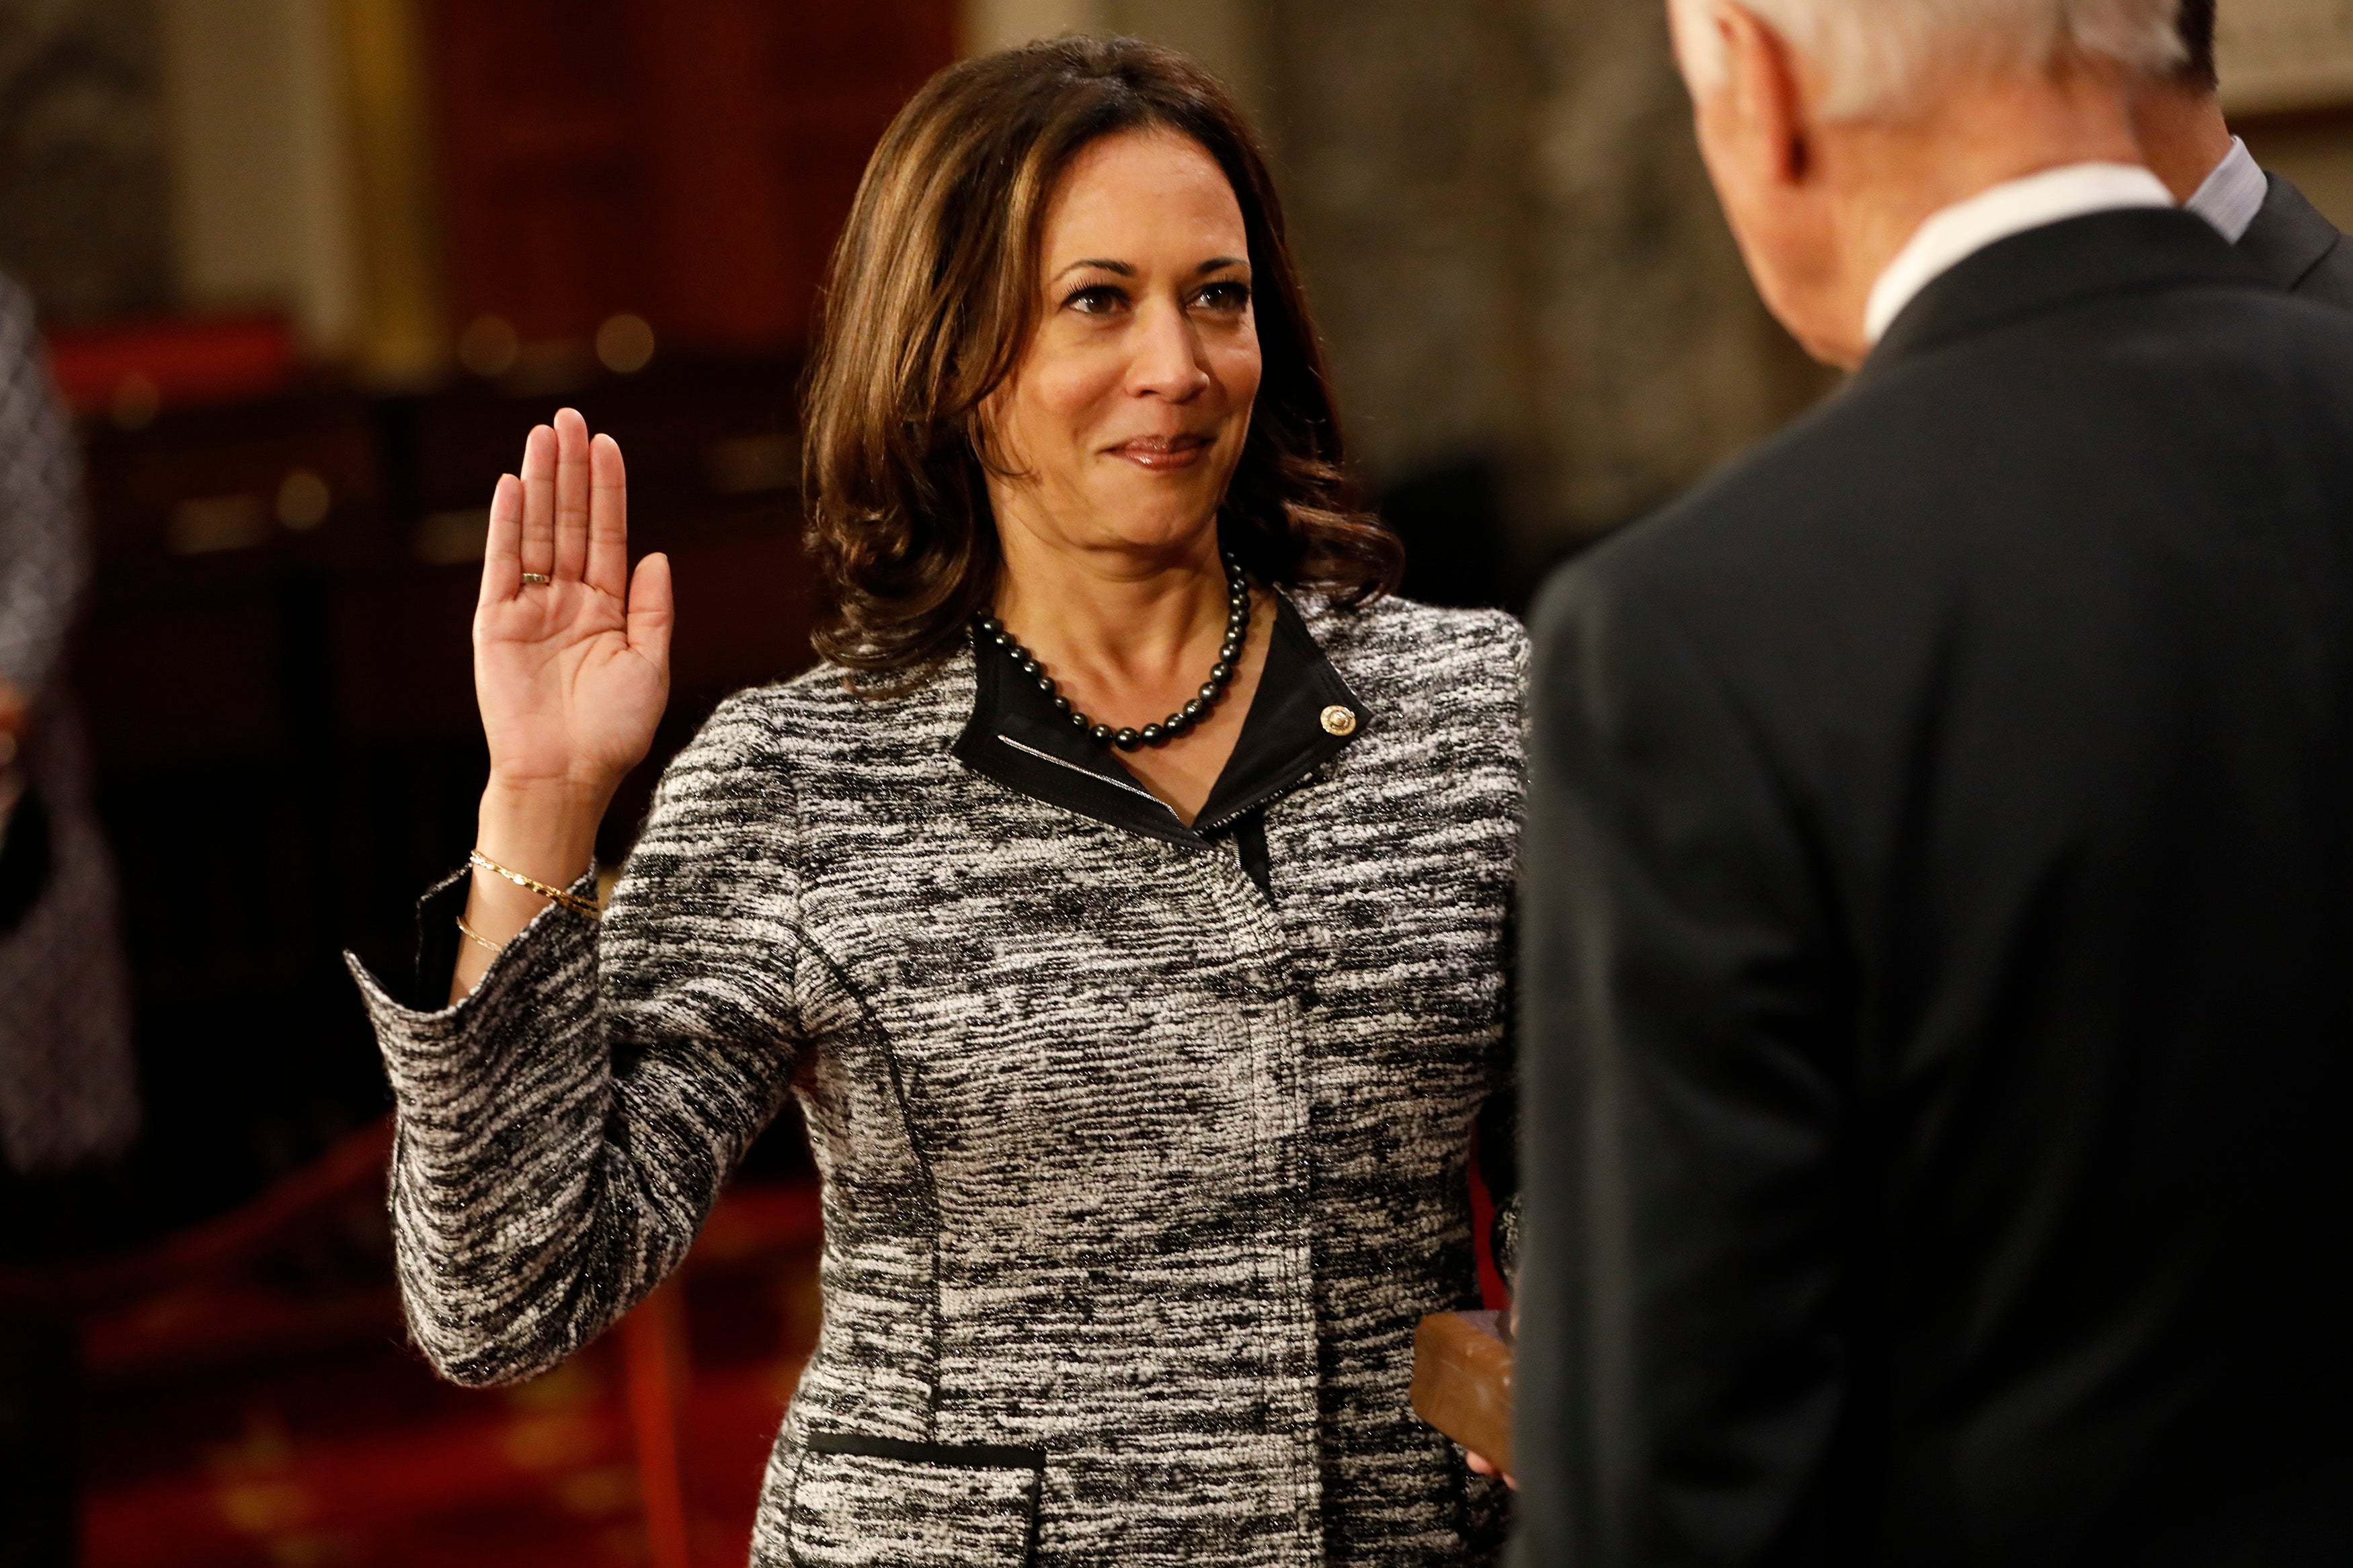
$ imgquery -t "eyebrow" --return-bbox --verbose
[1051,255,1250,280]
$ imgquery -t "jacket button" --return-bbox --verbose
[1320,704,1357,736]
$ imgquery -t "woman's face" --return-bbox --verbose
[983,129,1261,564]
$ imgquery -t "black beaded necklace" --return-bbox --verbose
[975,550,1250,753]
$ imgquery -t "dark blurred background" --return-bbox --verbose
[4,1,2349,1563]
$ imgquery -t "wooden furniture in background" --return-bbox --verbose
[48,8,949,1555]
[63,0,943,1251]
[73,358,817,1242]
[340,0,451,386]
[422,0,957,358]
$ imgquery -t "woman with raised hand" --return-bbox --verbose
[355,38,1523,1567]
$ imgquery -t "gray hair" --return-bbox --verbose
[1669,0,2186,119]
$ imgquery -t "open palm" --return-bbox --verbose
[474,409,671,799]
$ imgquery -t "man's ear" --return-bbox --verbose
[1717,2,1814,185]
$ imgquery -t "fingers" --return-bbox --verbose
[585,432,629,598]
[626,552,674,675]
[552,407,591,581]
[518,423,556,578]
[480,472,524,605]
[1462,1452,1517,1489]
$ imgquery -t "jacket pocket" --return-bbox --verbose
[788,1434,1045,1567]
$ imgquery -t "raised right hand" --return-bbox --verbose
[475,407,672,807]
[450,409,672,999]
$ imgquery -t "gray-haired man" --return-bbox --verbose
[1515,1,2353,1563]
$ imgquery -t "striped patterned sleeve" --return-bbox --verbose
[0,274,89,699]
[349,692,806,1386]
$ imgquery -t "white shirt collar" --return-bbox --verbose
[1864,162,2174,345]
[2186,136,2266,245]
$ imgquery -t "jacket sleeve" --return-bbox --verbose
[0,276,88,700]
[348,693,807,1387]
[1514,560,1851,1567]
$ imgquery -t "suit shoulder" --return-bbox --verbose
[1550,404,1851,610]
[1585,276,2353,585]
[2295,234,2353,311]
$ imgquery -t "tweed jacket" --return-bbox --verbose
[0,272,138,1178]
[354,592,1525,1567]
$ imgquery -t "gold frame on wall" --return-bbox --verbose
[2221,1,2353,115]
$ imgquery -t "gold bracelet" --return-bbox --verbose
[468,848,602,919]
[454,914,504,956]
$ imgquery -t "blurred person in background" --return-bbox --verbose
[1515,0,2352,1563]
[352,39,1522,1567]
[2133,1,2353,303]
[0,272,139,1563]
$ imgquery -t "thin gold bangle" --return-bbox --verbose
[454,914,504,956]
[468,848,602,919]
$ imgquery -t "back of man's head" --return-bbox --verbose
[1673,0,2186,119]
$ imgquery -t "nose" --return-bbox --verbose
[1127,298,1211,403]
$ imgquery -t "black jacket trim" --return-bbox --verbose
[1234,809,1273,899]
[953,590,1367,848]
[1195,593,1366,834]
[992,733,1168,804]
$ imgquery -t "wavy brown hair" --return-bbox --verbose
[801,36,1401,676]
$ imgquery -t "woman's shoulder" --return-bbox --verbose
[1293,591,1527,698]
[683,655,971,764]
[651,657,969,826]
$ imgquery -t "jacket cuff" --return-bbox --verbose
[409,867,469,1010]
[343,864,601,1098]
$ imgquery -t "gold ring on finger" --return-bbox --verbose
[520,573,551,585]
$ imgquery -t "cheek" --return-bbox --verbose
[1212,329,1263,410]
[1012,346,1129,447]
[1026,336,1125,435]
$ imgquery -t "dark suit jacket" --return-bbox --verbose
[2241,171,2353,307]
[1515,210,2353,1567]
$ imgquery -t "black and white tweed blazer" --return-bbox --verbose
[354,591,1525,1567]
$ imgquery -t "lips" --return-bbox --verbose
[1107,433,1214,471]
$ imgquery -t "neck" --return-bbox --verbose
[989,503,1231,687]
[2130,81,2235,204]
[1810,61,2145,366]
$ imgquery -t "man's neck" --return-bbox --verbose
[2130,81,2236,204]
[1812,64,2147,366]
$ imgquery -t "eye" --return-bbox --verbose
[1064,284,1129,316]
[1193,280,1252,313]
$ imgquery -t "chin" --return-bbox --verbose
[1108,504,1222,554]
[1086,473,1232,551]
